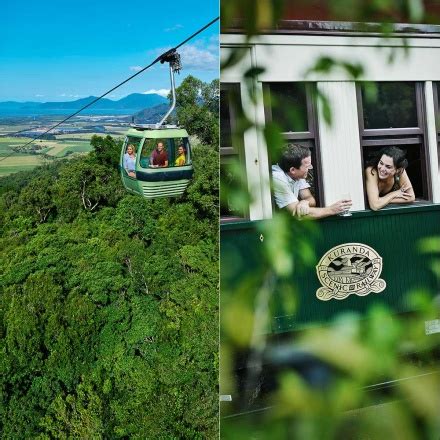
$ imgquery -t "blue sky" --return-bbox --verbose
[0,0,219,102]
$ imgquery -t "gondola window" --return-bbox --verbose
[139,138,189,168]
[123,137,142,176]
[124,137,142,154]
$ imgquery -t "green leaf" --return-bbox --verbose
[264,121,285,159]
[418,236,440,254]
[316,89,333,126]
[244,66,265,79]
[407,0,425,22]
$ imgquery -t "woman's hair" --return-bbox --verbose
[127,144,136,153]
[367,146,408,174]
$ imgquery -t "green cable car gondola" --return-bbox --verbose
[119,50,194,199]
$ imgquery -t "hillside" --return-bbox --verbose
[0,135,219,438]
[133,103,170,123]
[0,93,167,111]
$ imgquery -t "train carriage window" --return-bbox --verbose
[362,82,418,129]
[267,83,309,132]
[220,84,248,220]
[263,82,323,206]
[357,82,432,203]
[433,82,440,170]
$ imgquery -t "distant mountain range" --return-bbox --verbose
[132,103,173,124]
[0,93,168,110]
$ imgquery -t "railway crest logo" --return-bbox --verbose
[316,243,386,301]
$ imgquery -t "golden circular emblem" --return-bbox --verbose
[316,243,386,301]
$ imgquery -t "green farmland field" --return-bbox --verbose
[0,155,46,177]
[0,137,27,153]
[56,132,111,140]
[47,142,92,158]
[0,136,93,176]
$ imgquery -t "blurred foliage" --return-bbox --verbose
[220,1,440,438]
[418,236,440,283]
[221,0,428,32]
[0,135,219,438]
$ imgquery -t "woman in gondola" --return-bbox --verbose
[175,145,186,166]
[123,144,136,178]
[365,146,415,210]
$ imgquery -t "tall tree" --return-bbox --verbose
[172,75,219,147]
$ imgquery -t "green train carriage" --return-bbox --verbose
[221,22,440,333]
[220,20,440,415]
[221,205,440,334]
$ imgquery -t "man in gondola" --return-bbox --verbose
[150,141,169,168]
[272,143,352,218]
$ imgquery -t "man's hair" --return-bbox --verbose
[278,143,311,172]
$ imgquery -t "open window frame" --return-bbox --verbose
[263,82,324,208]
[433,82,440,172]
[356,82,433,208]
[220,83,249,222]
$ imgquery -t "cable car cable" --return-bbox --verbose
[0,16,219,162]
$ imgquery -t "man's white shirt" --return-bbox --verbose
[272,164,310,208]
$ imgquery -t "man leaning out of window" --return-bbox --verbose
[272,143,352,219]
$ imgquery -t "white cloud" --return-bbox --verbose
[207,34,219,53]
[164,24,183,32]
[149,39,218,72]
[143,89,170,97]
[179,44,218,71]
[35,94,45,97]
[209,34,219,45]
[129,66,143,72]
[58,94,85,99]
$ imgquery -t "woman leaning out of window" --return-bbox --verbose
[365,146,416,211]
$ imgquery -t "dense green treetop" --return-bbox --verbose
[0,134,219,439]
